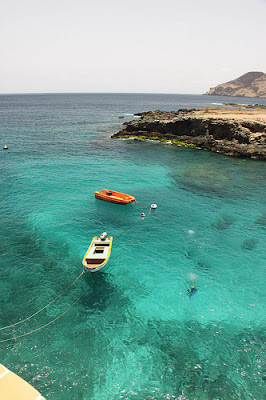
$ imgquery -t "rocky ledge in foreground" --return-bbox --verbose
[112,108,266,159]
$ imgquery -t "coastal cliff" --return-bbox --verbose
[112,108,266,159]
[205,71,266,98]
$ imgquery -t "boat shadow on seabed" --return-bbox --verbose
[81,271,129,313]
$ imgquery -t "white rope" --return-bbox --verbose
[0,284,91,343]
[0,271,85,331]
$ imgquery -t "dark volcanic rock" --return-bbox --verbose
[112,109,266,159]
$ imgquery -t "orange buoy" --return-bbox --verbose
[3,145,8,150]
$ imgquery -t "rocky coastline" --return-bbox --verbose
[112,108,266,160]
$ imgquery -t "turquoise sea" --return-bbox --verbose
[0,93,265,399]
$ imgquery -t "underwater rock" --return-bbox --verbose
[196,261,211,273]
[255,214,266,228]
[184,251,194,259]
[212,216,235,230]
[183,164,233,194]
[242,238,259,250]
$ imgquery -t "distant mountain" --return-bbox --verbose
[205,71,266,98]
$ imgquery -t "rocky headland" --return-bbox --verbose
[112,107,266,159]
[205,71,266,98]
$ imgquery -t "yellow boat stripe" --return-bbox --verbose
[0,369,9,379]
[0,364,9,379]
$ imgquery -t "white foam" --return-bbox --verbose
[187,272,198,281]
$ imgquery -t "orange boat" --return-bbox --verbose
[94,189,135,205]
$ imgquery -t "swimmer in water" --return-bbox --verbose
[187,283,197,298]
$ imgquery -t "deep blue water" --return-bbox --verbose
[0,93,265,399]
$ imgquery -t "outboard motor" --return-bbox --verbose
[100,232,108,240]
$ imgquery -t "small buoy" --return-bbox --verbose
[141,212,146,219]
[3,145,8,150]
[151,204,157,209]
[100,232,107,240]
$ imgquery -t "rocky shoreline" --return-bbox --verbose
[112,108,266,160]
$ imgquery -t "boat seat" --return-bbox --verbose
[87,246,109,259]
[94,241,110,245]
[86,258,105,264]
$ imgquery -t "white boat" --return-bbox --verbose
[82,232,113,272]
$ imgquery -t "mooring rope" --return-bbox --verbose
[0,270,85,331]
[113,217,143,242]
[0,202,157,341]
[0,283,91,343]
[113,203,154,242]
[135,200,153,209]
[109,209,155,269]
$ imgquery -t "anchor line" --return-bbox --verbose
[135,200,153,209]
[0,202,156,338]
[113,210,150,242]
[0,284,92,343]
[114,199,157,242]
[0,214,145,334]
[109,209,154,267]
[113,219,141,242]
[0,270,85,331]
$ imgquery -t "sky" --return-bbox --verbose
[0,0,265,94]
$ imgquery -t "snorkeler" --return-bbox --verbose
[187,283,197,298]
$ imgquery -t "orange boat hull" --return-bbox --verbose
[95,189,135,205]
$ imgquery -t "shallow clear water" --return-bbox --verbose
[0,93,265,399]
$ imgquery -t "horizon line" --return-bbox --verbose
[0,91,204,96]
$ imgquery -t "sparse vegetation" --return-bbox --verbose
[224,103,266,110]
[117,134,196,147]
[134,136,147,141]
[204,105,211,113]
[172,140,196,147]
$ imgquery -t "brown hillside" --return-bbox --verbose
[205,71,266,98]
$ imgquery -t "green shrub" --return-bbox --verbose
[204,105,211,113]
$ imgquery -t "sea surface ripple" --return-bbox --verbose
[0,93,265,399]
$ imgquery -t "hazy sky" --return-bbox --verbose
[0,0,265,94]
